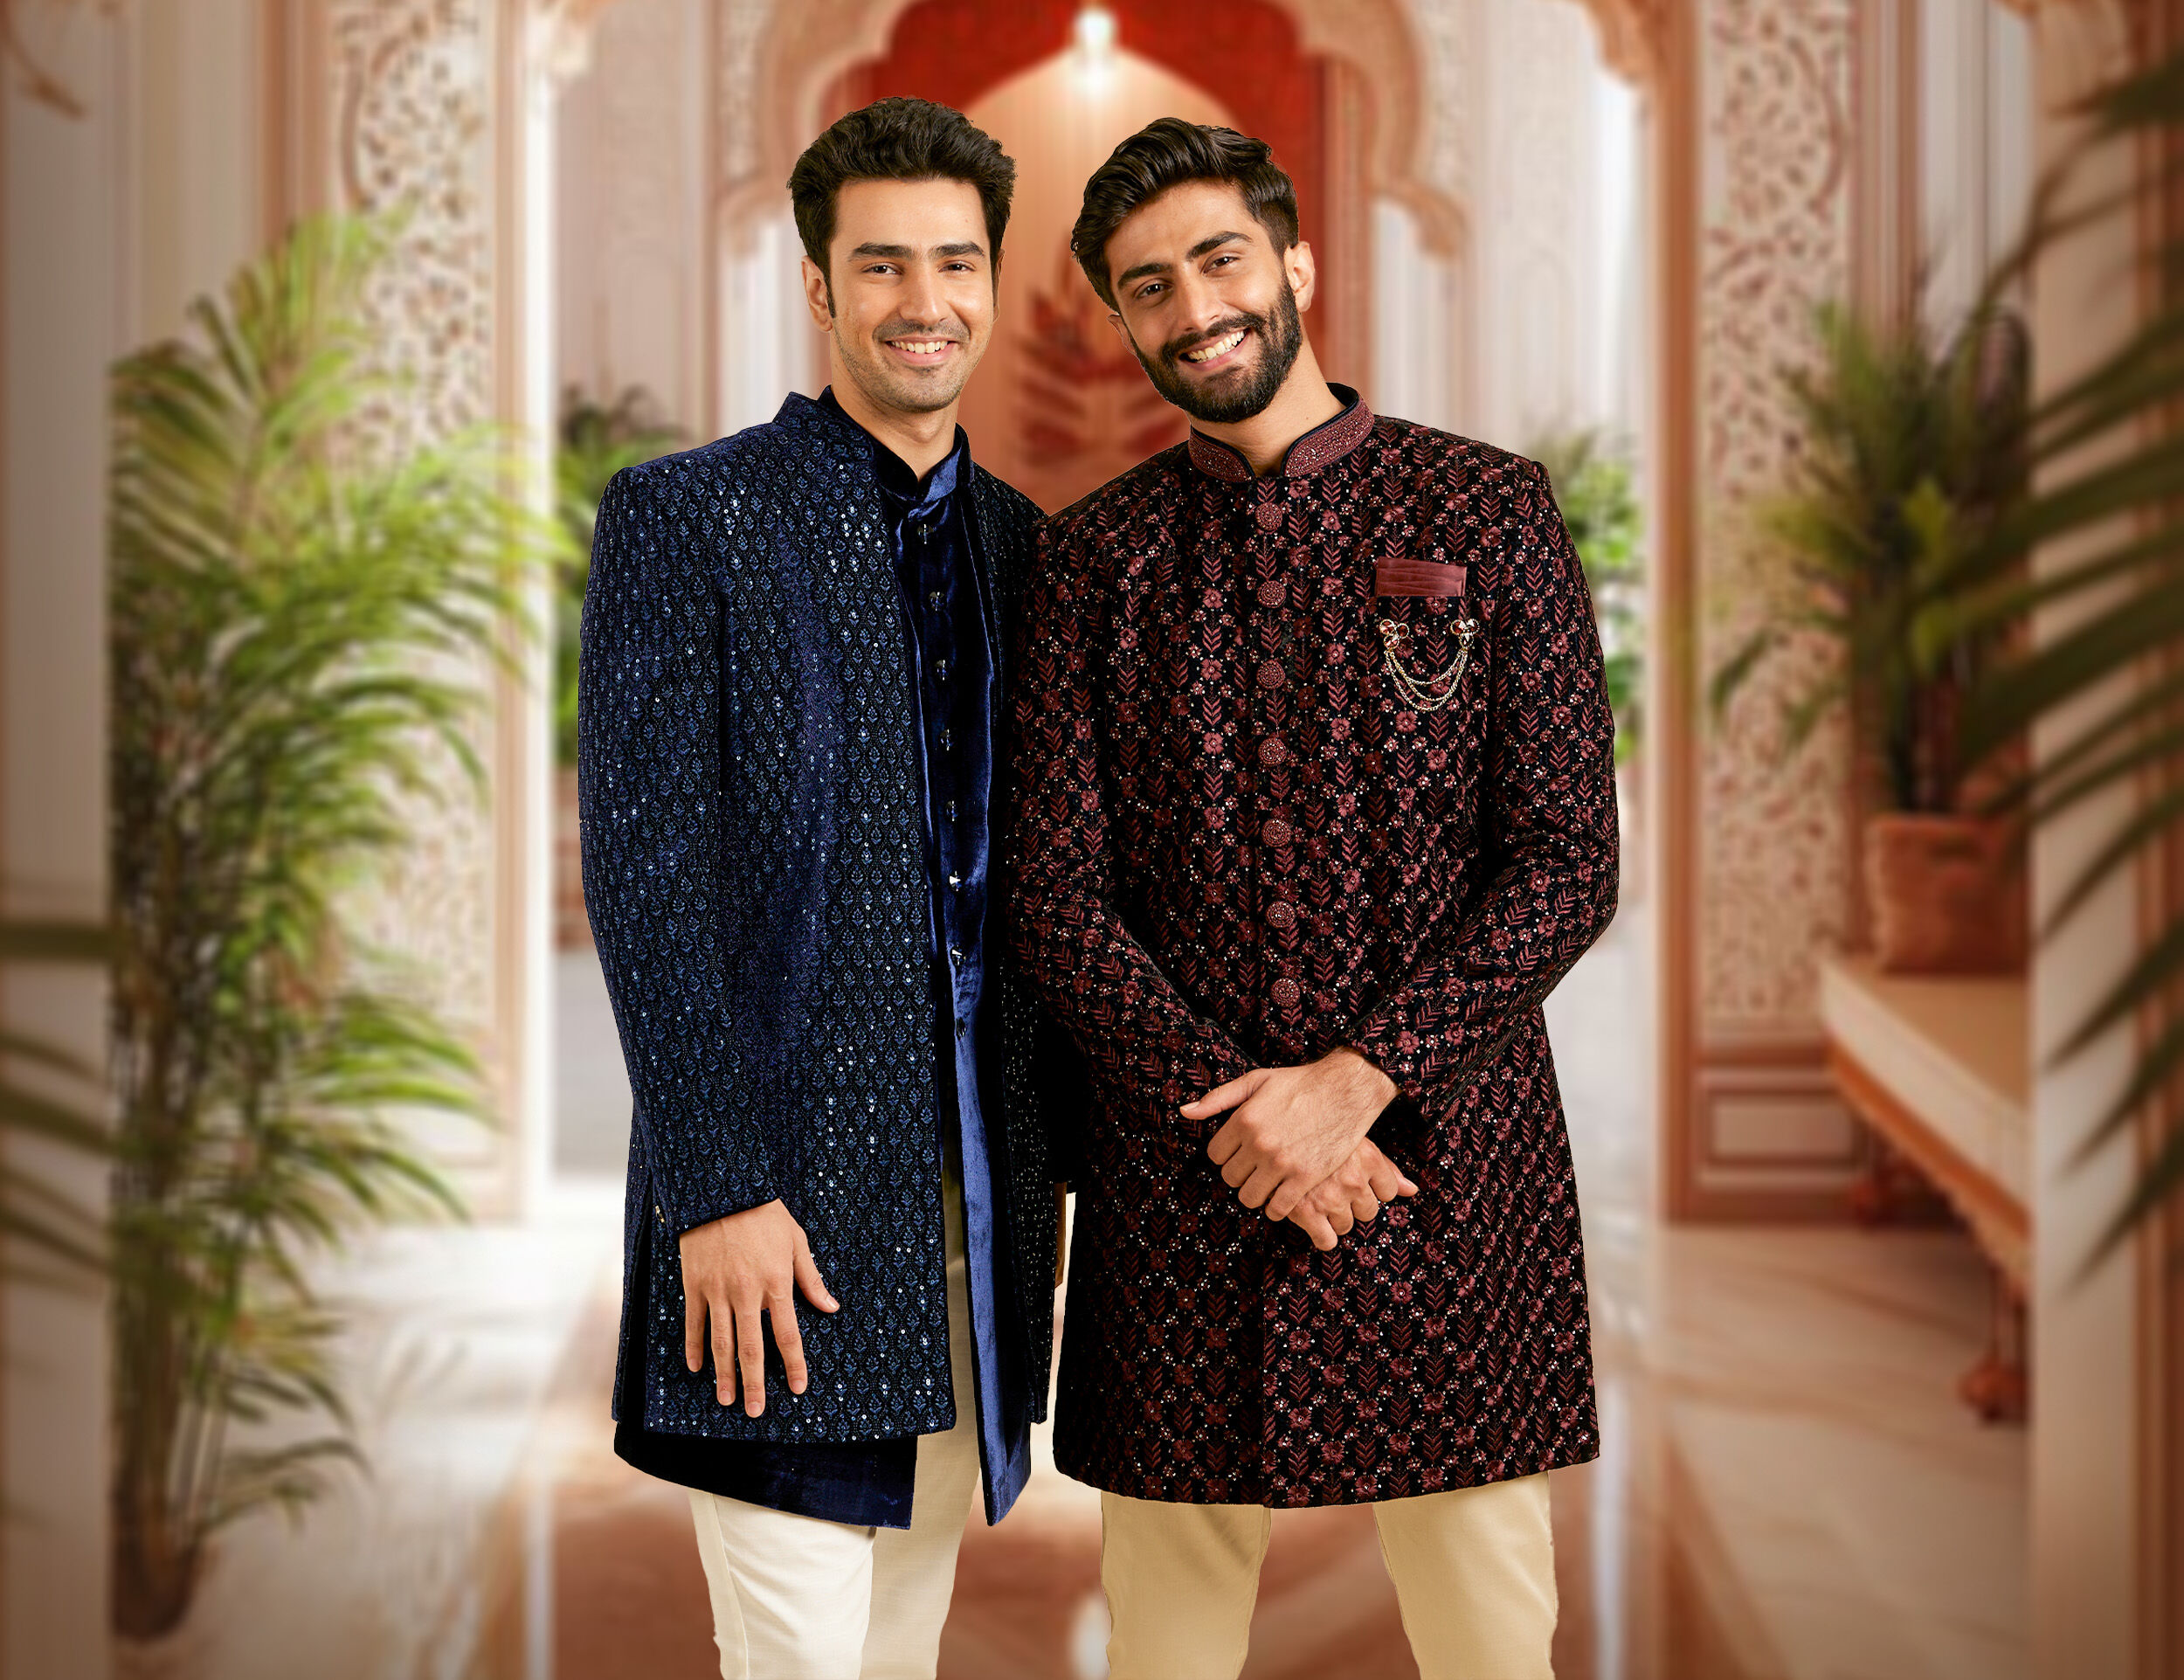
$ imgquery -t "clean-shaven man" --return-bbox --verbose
[1006,118,1619,1680]
[579,98,1065,1680]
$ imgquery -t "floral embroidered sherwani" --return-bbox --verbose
[1006,389,1619,1505]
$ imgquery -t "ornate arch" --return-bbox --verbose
[718,0,1469,258]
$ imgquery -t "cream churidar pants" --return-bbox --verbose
[684,1178,981,1680]
[1100,1471,1557,1680]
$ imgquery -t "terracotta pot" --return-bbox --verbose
[1864,812,2026,974]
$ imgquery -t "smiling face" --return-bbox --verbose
[803,176,998,418]
[1102,178,1313,426]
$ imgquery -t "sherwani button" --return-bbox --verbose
[1254,501,1283,530]
[1266,901,1297,931]
[1271,978,1301,1008]
[1258,738,1288,767]
[1256,660,1286,691]
[1256,579,1286,609]
[1261,818,1294,847]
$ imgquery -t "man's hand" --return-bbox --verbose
[1191,1047,1400,1222]
[678,1199,839,1418]
[1285,1138,1418,1251]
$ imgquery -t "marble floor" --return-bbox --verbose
[467,916,2026,1680]
[140,906,2027,1680]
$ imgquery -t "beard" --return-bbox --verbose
[838,313,977,417]
[1131,283,1304,425]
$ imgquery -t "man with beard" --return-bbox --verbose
[1005,118,1619,1679]
[579,98,1065,1680]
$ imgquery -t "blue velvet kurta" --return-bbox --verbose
[578,391,1064,1529]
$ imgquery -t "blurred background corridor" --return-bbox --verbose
[3,0,2182,1677]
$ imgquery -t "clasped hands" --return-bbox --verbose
[1186,1048,1418,1252]
[681,1050,1410,1414]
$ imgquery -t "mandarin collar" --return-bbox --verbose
[1185,384,1373,484]
[815,385,971,509]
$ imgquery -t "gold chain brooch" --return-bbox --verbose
[1377,617,1480,714]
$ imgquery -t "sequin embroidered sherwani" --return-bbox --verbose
[577,392,1062,1526]
[1006,390,1618,1506]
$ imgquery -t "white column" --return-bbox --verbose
[2024,6,2147,1674]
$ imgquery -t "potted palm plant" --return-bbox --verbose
[106,212,538,1640]
[1712,294,2032,971]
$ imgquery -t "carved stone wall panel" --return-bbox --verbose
[321,0,501,1137]
[1696,0,1856,1031]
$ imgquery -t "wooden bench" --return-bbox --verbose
[1817,953,2030,1421]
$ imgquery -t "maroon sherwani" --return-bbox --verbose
[1005,389,1618,1505]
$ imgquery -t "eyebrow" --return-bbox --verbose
[848,240,988,261]
[1115,230,1250,288]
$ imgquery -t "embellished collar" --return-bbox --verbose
[1185,384,1374,483]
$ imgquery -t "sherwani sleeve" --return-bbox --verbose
[1351,459,1621,1121]
[1006,521,1255,1155]
[578,465,780,1232]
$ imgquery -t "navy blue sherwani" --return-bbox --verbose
[577,390,1066,1527]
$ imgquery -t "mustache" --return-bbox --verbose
[1161,313,1261,366]
[877,318,969,344]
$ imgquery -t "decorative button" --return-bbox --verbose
[937,660,950,681]
[948,873,961,888]
[1266,900,1297,931]
[945,800,957,820]
[1255,660,1286,691]
[1258,737,1288,768]
[949,945,964,964]
[1256,579,1286,609]
[940,729,952,750]
[1254,501,1283,530]
[928,590,943,609]
[1261,818,1294,847]
[1271,978,1301,1008]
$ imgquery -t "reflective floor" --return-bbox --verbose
[131,904,2028,1680]
[467,906,2025,1680]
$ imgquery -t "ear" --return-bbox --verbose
[800,256,834,331]
[1104,310,1130,347]
[1286,239,1317,315]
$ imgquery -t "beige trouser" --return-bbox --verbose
[685,1179,980,1680]
[1101,1471,1558,1680]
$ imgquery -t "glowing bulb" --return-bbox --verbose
[1074,4,1117,61]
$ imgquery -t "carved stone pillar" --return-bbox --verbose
[1658,0,1867,1217]
[268,0,556,1218]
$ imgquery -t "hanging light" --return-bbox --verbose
[1075,4,1118,59]
[1073,3,1118,93]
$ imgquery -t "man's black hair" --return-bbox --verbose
[1070,118,1301,309]
[787,97,1016,287]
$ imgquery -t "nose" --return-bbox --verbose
[899,262,948,328]
[1168,265,1228,339]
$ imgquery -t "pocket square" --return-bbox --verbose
[1375,557,1468,598]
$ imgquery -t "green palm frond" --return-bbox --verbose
[106,211,547,1638]
[1944,46,2184,1268]
[1712,293,2030,815]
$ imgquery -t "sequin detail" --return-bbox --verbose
[579,394,1061,1447]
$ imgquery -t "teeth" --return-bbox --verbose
[1184,329,1246,363]
[894,340,950,355]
